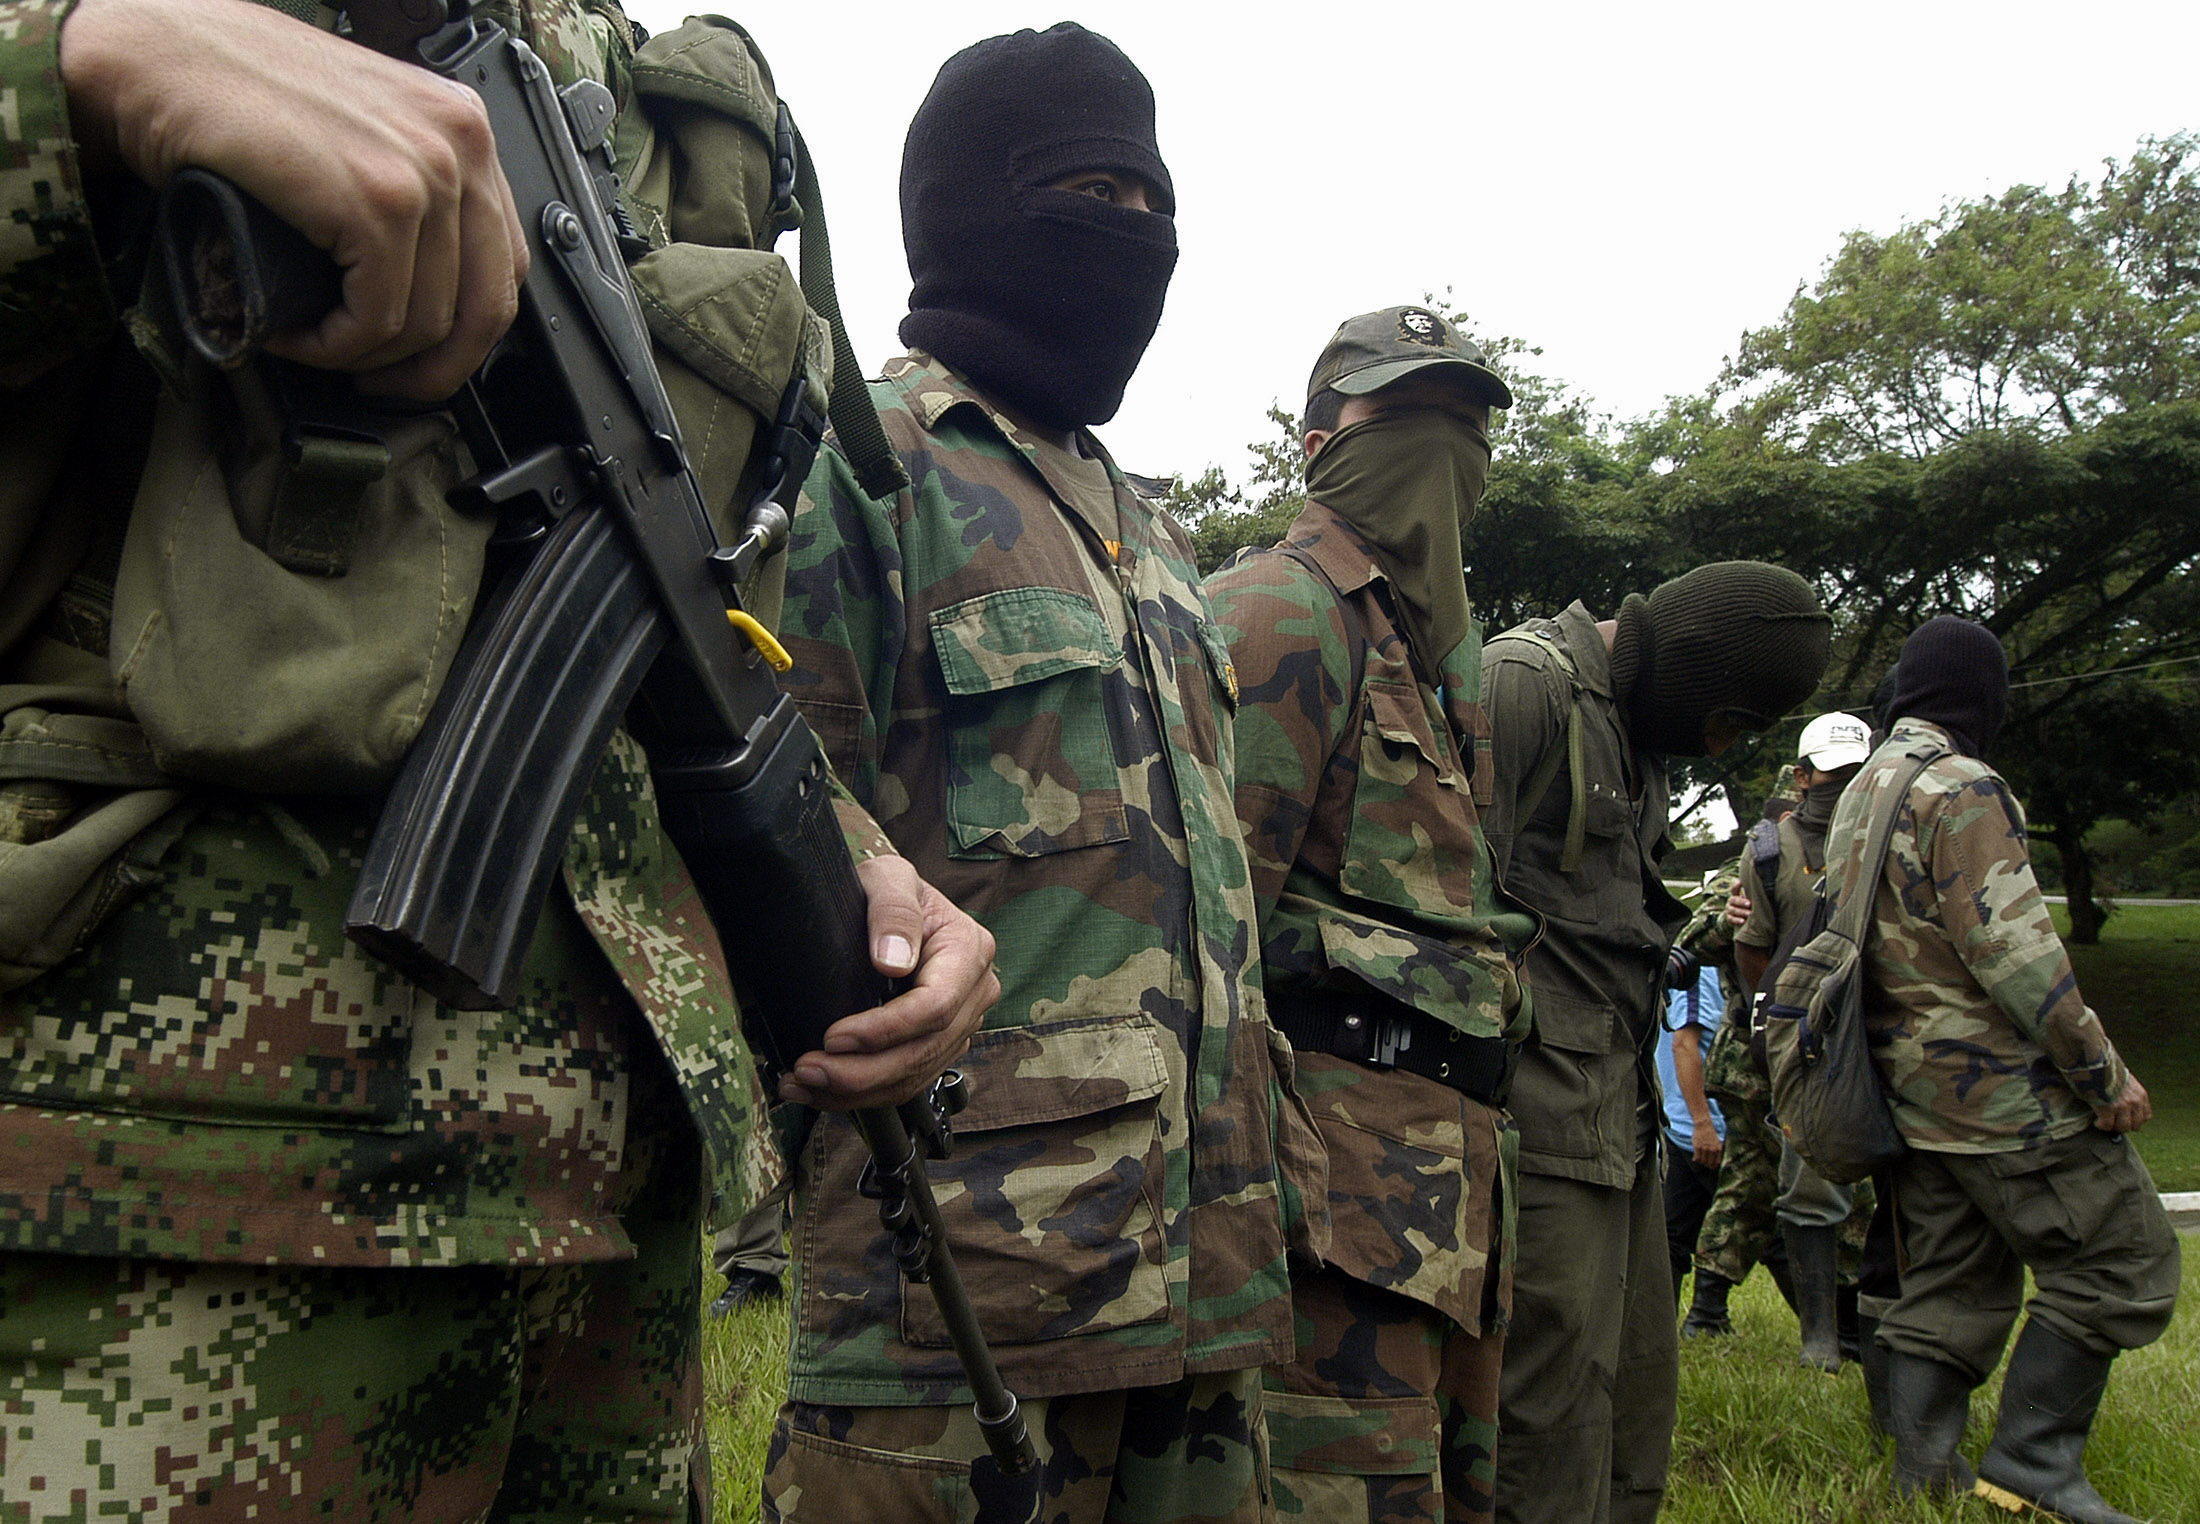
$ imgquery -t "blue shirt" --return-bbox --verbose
[1658,965,1727,1149]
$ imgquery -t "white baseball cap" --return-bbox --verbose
[1797,712,1872,770]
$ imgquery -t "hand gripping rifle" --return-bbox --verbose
[153,3,1038,1507]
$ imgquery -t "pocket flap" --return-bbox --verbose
[1364,681,1455,782]
[1265,1388,1439,1477]
[1529,987,1619,1055]
[950,1013,1168,1132]
[1315,910,1510,1039]
[930,587,1122,696]
[630,243,827,422]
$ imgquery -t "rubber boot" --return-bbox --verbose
[1766,1249,1800,1319]
[1974,1320,2144,1524]
[1781,1221,1843,1371]
[1838,1281,1862,1363]
[1857,1315,1894,1440]
[1886,1349,1977,1499]
[1681,1270,1735,1338]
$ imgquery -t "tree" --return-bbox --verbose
[1998,674,2200,942]
[1721,134,2200,461]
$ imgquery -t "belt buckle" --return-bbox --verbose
[1367,1012,1413,1068]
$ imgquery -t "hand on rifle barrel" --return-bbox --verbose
[778,855,998,1110]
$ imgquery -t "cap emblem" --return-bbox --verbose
[1398,309,1445,346]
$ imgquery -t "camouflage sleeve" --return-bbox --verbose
[0,0,121,381]
[1678,863,1742,961]
[1924,775,2131,1109]
[1205,550,1354,919]
[1478,640,1569,880]
[778,430,908,855]
[1733,851,1777,950]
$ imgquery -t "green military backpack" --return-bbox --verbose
[1760,739,1943,1184]
[0,7,895,989]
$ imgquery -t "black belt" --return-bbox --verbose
[1269,990,1514,1107]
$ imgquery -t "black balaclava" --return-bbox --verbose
[898,23,1177,430]
[1606,561,1832,758]
[1888,616,2008,756]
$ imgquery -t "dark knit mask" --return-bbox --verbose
[898,23,1176,429]
[1889,616,2008,755]
[1607,561,1832,757]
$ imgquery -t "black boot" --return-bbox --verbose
[1766,1245,1800,1319]
[1682,1270,1735,1338]
[1839,1282,1862,1363]
[1857,1315,1894,1440]
[708,1266,784,1317]
[1975,1320,2144,1524]
[1886,1349,1978,1498]
[1781,1222,1843,1371]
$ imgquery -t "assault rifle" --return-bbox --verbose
[153,2,1037,1509]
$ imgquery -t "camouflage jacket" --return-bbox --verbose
[772,353,1294,1404]
[1207,500,1530,1336]
[1482,603,1686,1187]
[0,0,774,1266]
[1826,718,2130,1153]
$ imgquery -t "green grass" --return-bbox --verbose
[699,907,2199,1518]
[2052,903,2200,1192]
[702,1283,787,1523]
[1665,1250,2200,1524]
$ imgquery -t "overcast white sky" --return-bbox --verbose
[627,0,2199,488]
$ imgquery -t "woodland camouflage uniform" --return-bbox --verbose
[1827,719,2178,1380]
[1209,499,1531,1524]
[760,353,1299,1523]
[0,2,783,1516]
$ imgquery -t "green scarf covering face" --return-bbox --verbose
[1303,407,1491,673]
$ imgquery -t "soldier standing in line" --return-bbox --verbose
[1725,712,1880,1372]
[0,0,994,1514]
[1829,618,2177,1521]
[1681,787,1797,1338]
[1480,563,1831,1524]
[1207,307,1528,1524]
[759,24,1301,1522]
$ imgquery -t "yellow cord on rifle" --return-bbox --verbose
[726,609,793,672]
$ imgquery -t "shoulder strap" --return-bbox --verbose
[1829,742,1947,943]
[1275,539,1370,710]
[784,115,907,499]
[1505,629,1589,874]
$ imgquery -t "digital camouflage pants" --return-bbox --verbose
[1264,1262,1500,1524]
[0,1114,707,1523]
[763,1368,1270,1524]
[1692,1096,1873,1285]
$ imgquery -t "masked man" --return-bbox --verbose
[1481,563,1831,1524]
[1831,618,2177,1522]
[760,25,1298,1523]
[1208,307,1529,1524]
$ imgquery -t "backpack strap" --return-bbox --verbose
[1505,629,1589,875]
[1828,741,1947,945]
[1275,538,1371,710]
[783,113,908,500]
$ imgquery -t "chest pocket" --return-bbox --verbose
[1342,681,1477,918]
[932,586,1131,859]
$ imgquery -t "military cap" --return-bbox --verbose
[1306,305,1514,410]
